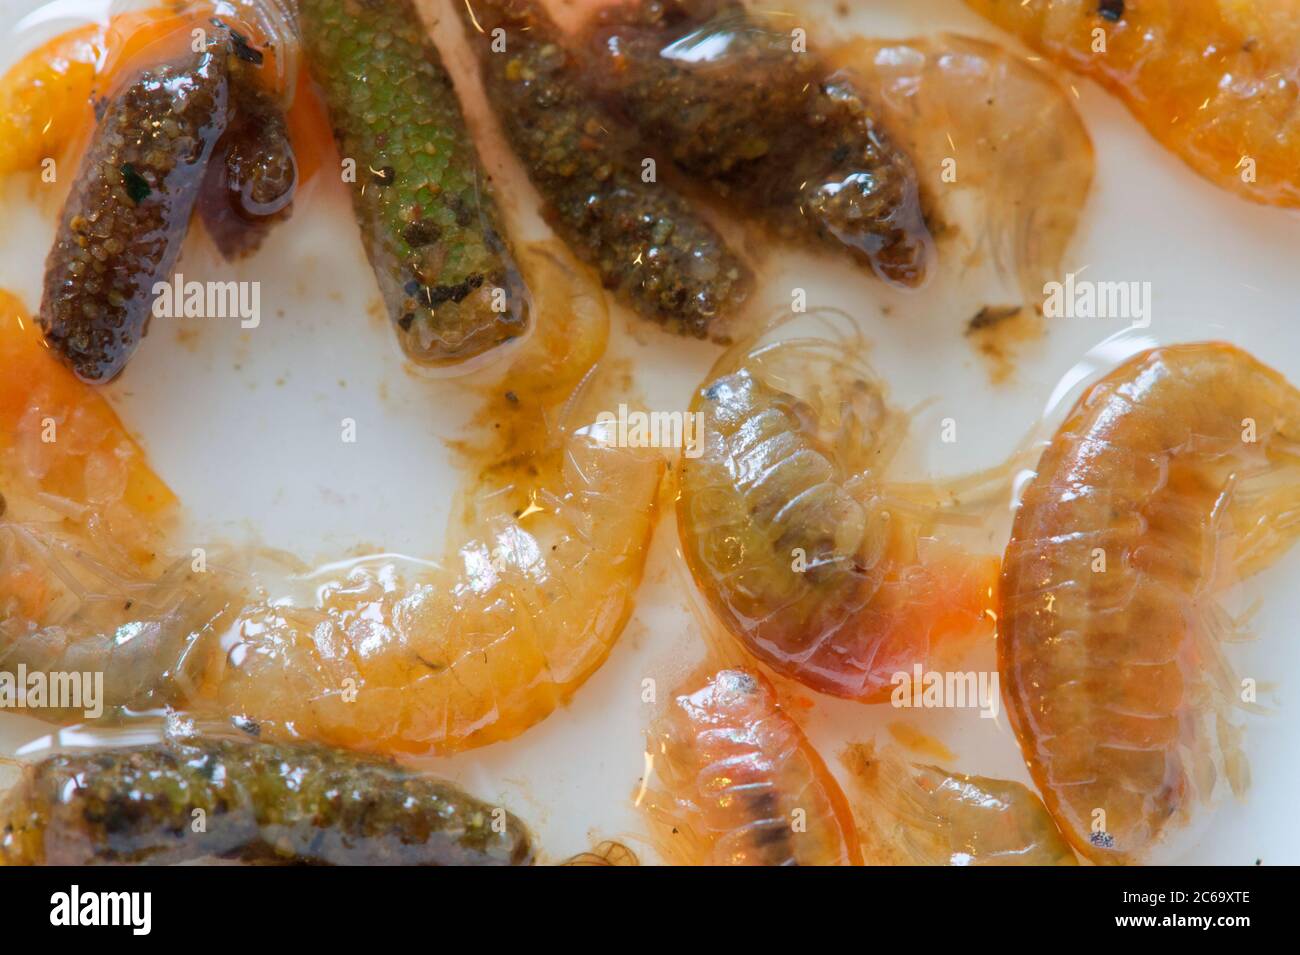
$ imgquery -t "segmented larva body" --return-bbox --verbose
[1001,343,1300,863]
[645,668,861,866]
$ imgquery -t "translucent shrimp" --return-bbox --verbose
[0,291,232,714]
[677,317,1001,701]
[1001,343,1300,864]
[560,840,639,866]
[841,742,1077,866]
[966,0,1300,207]
[190,247,665,755]
[642,667,862,866]
[830,34,1093,321]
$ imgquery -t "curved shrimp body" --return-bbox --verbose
[644,668,861,865]
[1,292,230,713]
[966,0,1300,207]
[194,250,664,756]
[678,334,998,701]
[830,34,1093,313]
[1001,343,1300,863]
[842,743,1077,865]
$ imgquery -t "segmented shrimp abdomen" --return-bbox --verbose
[202,427,663,755]
[965,0,1300,207]
[646,668,861,865]
[680,362,997,701]
[1001,343,1300,863]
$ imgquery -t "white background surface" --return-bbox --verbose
[2,0,1299,864]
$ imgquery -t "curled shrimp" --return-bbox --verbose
[966,0,1300,207]
[189,246,665,755]
[0,291,233,713]
[830,33,1093,321]
[1001,343,1300,863]
[641,666,861,866]
[677,315,1001,701]
[841,742,1077,866]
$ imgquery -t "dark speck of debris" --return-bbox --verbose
[403,219,442,248]
[212,18,264,64]
[967,304,1021,333]
[1099,0,1124,22]
[232,715,262,737]
[121,163,151,204]
[505,390,519,404]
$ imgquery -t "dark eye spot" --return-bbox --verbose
[1099,0,1124,22]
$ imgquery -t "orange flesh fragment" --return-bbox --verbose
[967,0,1300,207]
[0,289,174,525]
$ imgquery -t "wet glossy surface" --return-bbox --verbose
[843,741,1077,865]
[967,0,1300,207]
[1,730,534,864]
[1001,343,1300,863]
[678,320,998,701]
[643,667,861,865]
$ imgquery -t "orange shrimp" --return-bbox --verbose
[642,667,862,865]
[966,0,1300,207]
[1,290,230,714]
[1001,342,1300,864]
[677,319,1000,702]
[842,742,1077,865]
[190,247,665,755]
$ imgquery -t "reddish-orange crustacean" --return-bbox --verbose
[967,0,1300,207]
[1001,342,1300,863]
[643,667,863,865]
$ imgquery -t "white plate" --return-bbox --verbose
[2,0,1299,864]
